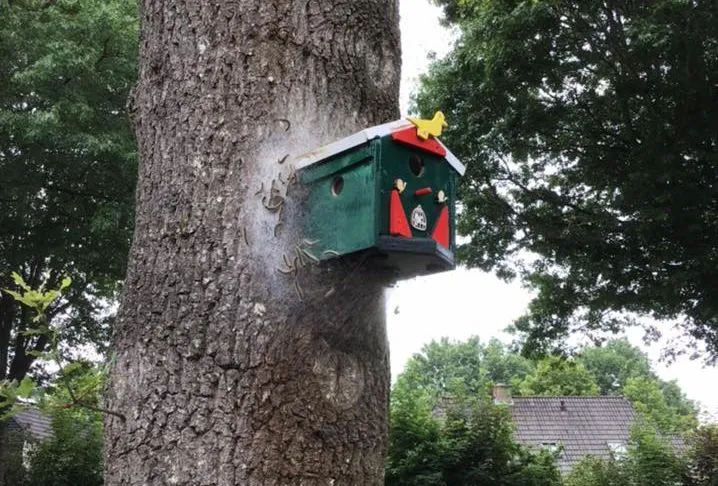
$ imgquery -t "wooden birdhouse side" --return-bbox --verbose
[298,138,382,260]
[296,116,465,278]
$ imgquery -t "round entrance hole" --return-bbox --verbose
[409,155,424,177]
[331,176,344,196]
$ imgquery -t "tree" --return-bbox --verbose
[398,337,698,434]
[391,337,703,482]
[578,339,652,395]
[483,338,535,387]
[5,363,105,486]
[0,0,138,380]
[103,1,402,484]
[27,363,104,486]
[685,425,718,486]
[577,339,698,433]
[387,383,443,485]
[399,337,489,399]
[25,407,104,486]
[565,425,688,486]
[387,392,562,485]
[0,2,137,480]
[388,339,561,484]
[396,337,534,402]
[518,356,600,396]
[418,0,718,359]
[623,376,697,435]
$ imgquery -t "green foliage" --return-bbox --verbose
[2,272,71,323]
[623,376,697,435]
[565,425,688,486]
[1,272,69,416]
[518,356,600,396]
[399,337,488,399]
[659,379,699,421]
[387,394,562,486]
[420,0,718,359]
[6,364,105,486]
[387,381,444,484]
[0,377,35,418]
[4,427,33,486]
[0,0,138,385]
[686,425,718,486]
[564,456,631,486]
[2,274,112,424]
[483,338,535,387]
[390,337,700,483]
[389,340,562,484]
[26,407,104,486]
[578,338,652,395]
[576,339,698,434]
[628,425,688,485]
[48,359,107,413]
[396,337,698,435]
[395,337,535,402]
[389,337,705,483]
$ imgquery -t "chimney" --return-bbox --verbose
[492,384,513,405]
[560,399,567,412]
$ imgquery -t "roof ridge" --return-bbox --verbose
[294,119,466,175]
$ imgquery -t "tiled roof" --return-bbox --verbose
[510,396,635,475]
[8,408,53,441]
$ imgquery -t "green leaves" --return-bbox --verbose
[0,377,36,418]
[0,272,72,415]
[0,0,138,387]
[387,392,562,486]
[20,368,105,486]
[390,337,702,482]
[1,272,118,430]
[623,376,697,435]
[565,425,689,486]
[3,272,70,322]
[686,425,718,486]
[419,0,718,360]
[518,356,600,396]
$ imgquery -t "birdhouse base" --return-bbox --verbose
[374,236,455,278]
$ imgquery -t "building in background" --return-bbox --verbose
[493,385,635,475]
[6,407,52,473]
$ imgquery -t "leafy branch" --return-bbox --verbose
[0,272,124,421]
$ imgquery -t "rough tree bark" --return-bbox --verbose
[0,420,7,486]
[0,293,10,486]
[104,1,401,485]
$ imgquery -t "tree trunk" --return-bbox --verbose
[104,1,401,485]
[0,293,12,486]
[0,420,8,486]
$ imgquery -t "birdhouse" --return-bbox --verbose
[295,113,465,278]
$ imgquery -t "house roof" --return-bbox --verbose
[510,396,635,475]
[8,408,53,441]
[294,119,466,176]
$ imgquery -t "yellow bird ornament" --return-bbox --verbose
[407,111,448,140]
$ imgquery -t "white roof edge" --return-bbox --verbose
[364,119,414,139]
[295,119,411,170]
[437,139,467,176]
[295,119,466,176]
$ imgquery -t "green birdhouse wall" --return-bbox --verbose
[296,119,465,278]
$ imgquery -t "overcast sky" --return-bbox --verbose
[389,0,718,420]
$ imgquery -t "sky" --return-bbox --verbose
[389,0,718,420]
